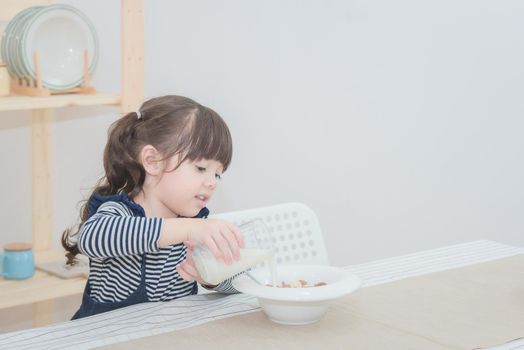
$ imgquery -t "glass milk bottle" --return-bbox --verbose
[193,219,274,285]
[0,64,10,97]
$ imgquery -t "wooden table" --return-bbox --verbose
[104,255,524,350]
[1,242,522,350]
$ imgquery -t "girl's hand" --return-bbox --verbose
[185,218,244,264]
[176,248,214,286]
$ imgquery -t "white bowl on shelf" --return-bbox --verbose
[20,4,99,90]
[1,4,98,90]
[232,264,361,325]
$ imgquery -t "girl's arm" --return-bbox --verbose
[158,218,243,264]
[78,201,243,262]
[78,202,163,258]
[202,277,239,294]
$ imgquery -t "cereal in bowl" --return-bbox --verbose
[267,280,327,288]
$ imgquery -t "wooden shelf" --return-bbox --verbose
[0,0,143,321]
[0,250,86,309]
[0,93,121,112]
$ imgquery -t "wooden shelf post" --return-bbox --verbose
[32,109,53,252]
[121,0,144,113]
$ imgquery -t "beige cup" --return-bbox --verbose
[0,64,11,96]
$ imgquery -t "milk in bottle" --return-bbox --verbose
[192,219,274,285]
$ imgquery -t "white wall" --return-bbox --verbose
[1,0,523,267]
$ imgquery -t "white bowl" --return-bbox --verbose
[20,4,99,89]
[232,265,361,325]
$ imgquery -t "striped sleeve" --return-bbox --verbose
[77,201,163,259]
[201,274,240,294]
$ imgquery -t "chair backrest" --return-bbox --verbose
[210,202,329,266]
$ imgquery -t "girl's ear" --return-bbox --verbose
[139,145,163,176]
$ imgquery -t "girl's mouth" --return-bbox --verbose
[195,194,208,206]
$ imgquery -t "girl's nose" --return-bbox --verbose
[204,175,217,189]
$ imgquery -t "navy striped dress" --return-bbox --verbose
[77,193,236,303]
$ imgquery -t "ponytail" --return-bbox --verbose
[61,111,145,265]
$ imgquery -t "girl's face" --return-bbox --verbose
[151,157,224,218]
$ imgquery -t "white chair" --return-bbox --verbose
[211,202,329,266]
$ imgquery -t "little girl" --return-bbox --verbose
[61,95,244,319]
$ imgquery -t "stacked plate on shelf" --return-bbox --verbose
[0,4,99,90]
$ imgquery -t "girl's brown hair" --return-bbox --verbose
[61,95,233,265]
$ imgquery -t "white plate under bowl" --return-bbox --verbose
[233,265,361,325]
[20,4,98,89]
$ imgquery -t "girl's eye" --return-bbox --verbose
[196,166,206,172]
[215,174,222,180]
